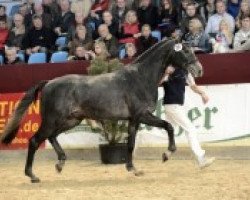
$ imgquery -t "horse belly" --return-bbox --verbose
[80,95,130,120]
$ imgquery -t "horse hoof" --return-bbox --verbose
[162,152,169,163]
[55,163,63,173]
[31,177,40,183]
[134,170,144,176]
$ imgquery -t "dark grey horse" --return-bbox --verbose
[0,39,203,183]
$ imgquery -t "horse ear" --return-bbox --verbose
[174,37,182,43]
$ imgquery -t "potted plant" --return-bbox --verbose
[88,58,128,164]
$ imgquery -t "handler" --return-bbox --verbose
[160,65,215,169]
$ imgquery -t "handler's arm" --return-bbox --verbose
[187,73,209,104]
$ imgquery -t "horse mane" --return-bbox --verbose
[132,38,175,65]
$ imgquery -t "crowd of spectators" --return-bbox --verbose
[0,0,250,65]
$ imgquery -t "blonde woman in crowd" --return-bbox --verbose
[88,40,110,60]
[211,19,233,53]
[71,0,92,17]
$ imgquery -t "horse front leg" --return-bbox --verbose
[139,111,176,154]
[126,121,143,176]
[48,136,66,173]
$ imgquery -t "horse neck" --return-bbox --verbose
[134,42,172,91]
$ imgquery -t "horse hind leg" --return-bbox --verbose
[48,136,66,173]
[24,127,50,183]
[48,117,82,173]
[126,121,144,176]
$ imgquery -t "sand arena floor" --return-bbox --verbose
[0,159,250,200]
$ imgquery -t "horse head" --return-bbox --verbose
[168,40,203,78]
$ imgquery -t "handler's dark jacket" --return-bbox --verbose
[163,68,188,105]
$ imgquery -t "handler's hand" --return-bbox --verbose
[201,93,209,104]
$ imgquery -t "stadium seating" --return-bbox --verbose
[0,54,3,65]
[119,48,126,59]
[151,30,161,42]
[28,52,46,64]
[50,51,68,63]
[9,4,20,17]
[55,36,68,51]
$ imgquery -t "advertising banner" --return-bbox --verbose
[136,84,250,146]
[0,93,43,150]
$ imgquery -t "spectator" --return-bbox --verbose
[0,5,7,20]
[233,14,250,51]
[119,10,141,45]
[227,0,241,19]
[235,0,250,30]
[54,0,75,36]
[18,3,29,18]
[102,10,119,38]
[205,0,235,35]
[71,0,92,17]
[110,0,129,32]
[88,0,110,30]
[136,0,159,30]
[180,2,206,36]
[90,40,110,59]
[68,12,92,41]
[4,47,24,65]
[25,0,35,15]
[6,13,26,52]
[0,16,8,54]
[199,0,216,22]
[22,14,54,56]
[24,2,53,30]
[177,0,191,24]
[42,0,60,23]
[109,0,134,10]
[68,25,93,55]
[182,18,211,53]
[124,42,137,59]
[210,19,233,53]
[136,24,158,55]
[68,44,94,61]
[97,23,119,58]
[158,0,178,38]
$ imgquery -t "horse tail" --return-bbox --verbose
[0,80,48,144]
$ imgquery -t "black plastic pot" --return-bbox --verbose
[99,143,127,164]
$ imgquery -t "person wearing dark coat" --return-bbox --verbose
[97,24,119,58]
[4,47,24,65]
[136,0,159,30]
[54,0,75,36]
[22,14,54,55]
[136,24,158,55]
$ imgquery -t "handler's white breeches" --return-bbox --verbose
[164,104,205,158]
